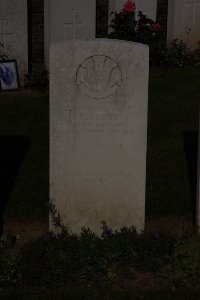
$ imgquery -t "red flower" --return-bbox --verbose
[151,22,162,31]
[124,0,136,13]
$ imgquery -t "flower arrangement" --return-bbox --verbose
[109,0,167,66]
[109,0,200,67]
[124,0,136,13]
[109,0,163,45]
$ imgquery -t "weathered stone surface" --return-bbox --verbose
[50,39,149,234]
[167,0,200,48]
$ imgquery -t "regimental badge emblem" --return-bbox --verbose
[76,55,122,100]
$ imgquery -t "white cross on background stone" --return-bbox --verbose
[0,19,13,46]
[64,9,84,40]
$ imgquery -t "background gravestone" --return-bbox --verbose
[44,0,96,67]
[0,0,28,82]
[50,39,149,233]
[167,0,200,48]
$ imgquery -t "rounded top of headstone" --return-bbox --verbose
[50,38,149,49]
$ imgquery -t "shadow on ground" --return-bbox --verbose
[0,135,31,236]
[183,130,198,226]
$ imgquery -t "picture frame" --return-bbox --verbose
[0,59,20,91]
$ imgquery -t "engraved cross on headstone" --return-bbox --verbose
[0,19,13,46]
[64,9,84,40]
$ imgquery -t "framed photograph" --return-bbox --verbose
[0,60,20,91]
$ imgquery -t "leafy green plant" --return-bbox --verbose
[159,232,200,286]
[0,217,199,290]
[17,219,177,289]
[166,39,191,67]
[159,39,200,67]
[49,199,64,230]
[0,240,21,288]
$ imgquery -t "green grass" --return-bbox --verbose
[0,66,200,220]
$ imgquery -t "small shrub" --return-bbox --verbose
[159,232,200,286]
[160,39,200,67]
[1,223,200,289]
[17,221,177,288]
[0,200,198,290]
[0,240,21,288]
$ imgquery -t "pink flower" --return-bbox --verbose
[151,22,162,31]
[124,0,136,13]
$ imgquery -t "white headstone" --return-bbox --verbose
[44,0,96,67]
[167,0,200,48]
[0,0,28,83]
[50,39,149,234]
